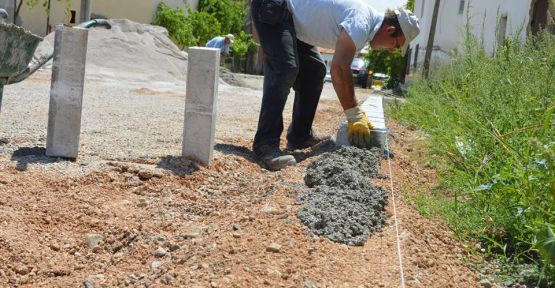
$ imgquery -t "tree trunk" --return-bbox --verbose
[423,0,440,78]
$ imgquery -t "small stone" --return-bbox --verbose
[51,268,71,276]
[162,275,175,285]
[84,281,94,288]
[138,170,154,180]
[154,247,168,257]
[19,276,31,284]
[304,281,319,288]
[232,224,241,231]
[211,281,218,288]
[232,233,241,238]
[85,234,103,249]
[201,263,209,269]
[150,261,162,270]
[86,274,104,283]
[137,199,148,207]
[14,265,29,275]
[182,232,200,239]
[479,279,492,288]
[169,244,180,251]
[266,243,281,253]
[261,204,280,215]
[266,267,282,278]
[49,243,61,251]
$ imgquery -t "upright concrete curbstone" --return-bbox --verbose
[46,25,88,159]
[182,47,220,165]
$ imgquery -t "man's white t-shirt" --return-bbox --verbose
[286,0,384,51]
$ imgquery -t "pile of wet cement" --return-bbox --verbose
[297,146,388,246]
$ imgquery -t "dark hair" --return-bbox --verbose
[383,12,403,37]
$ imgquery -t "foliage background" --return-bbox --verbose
[153,0,255,71]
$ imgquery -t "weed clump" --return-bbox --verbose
[390,31,555,285]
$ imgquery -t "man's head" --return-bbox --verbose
[370,8,420,54]
[224,34,235,45]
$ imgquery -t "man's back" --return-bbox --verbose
[286,0,383,51]
[206,36,230,53]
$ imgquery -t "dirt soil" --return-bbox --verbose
[0,69,481,287]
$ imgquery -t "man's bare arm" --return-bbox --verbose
[331,29,357,110]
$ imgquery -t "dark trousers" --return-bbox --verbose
[251,0,326,156]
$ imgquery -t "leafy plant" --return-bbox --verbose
[365,49,405,87]
[390,29,555,285]
[186,9,221,46]
[230,31,256,72]
[153,3,196,47]
[535,225,555,265]
[25,0,71,14]
[198,0,247,34]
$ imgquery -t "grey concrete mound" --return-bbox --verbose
[304,146,384,189]
[297,146,388,246]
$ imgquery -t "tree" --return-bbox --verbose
[230,31,256,72]
[405,0,415,11]
[12,0,71,26]
[198,0,248,34]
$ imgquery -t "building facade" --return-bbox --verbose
[410,0,554,69]
[0,0,199,36]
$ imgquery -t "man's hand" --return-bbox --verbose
[345,106,374,148]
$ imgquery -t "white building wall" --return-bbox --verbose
[7,0,199,36]
[411,0,532,69]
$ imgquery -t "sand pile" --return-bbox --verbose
[297,146,388,246]
[31,19,246,86]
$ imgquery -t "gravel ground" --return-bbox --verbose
[0,52,480,287]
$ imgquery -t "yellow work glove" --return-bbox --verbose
[345,106,374,148]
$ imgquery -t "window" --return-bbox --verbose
[458,0,465,15]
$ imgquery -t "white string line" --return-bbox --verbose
[385,134,406,288]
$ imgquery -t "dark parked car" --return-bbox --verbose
[351,58,370,88]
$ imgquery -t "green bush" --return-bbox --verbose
[365,49,405,87]
[390,31,555,285]
[230,31,257,72]
[198,0,247,34]
[154,1,252,50]
[153,3,196,47]
[187,10,221,46]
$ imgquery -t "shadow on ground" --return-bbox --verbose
[157,155,199,176]
[10,147,69,171]
[214,143,258,164]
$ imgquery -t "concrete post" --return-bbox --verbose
[46,25,88,159]
[182,47,220,165]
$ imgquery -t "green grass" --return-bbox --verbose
[390,31,555,285]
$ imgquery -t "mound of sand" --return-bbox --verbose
[31,19,246,87]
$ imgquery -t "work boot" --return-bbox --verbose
[255,145,296,171]
[286,133,331,150]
